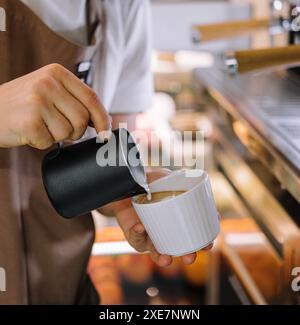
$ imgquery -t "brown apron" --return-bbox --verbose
[0,0,105,304]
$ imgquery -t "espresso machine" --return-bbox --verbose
[191,0,300,305]
[222,0,300,74]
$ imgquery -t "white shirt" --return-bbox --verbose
[20,0,153,114]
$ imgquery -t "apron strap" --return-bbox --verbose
[86,0,105,44]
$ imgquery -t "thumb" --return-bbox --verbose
[127,223,148,253]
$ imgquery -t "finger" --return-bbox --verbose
[57,67,111,133]
[50,85,90,140]
[157,254,173,268]
[133,223,146,235]
[37,75,89,140]
[147,240,172,267]
[40,104,74,142]
[26,119,55,150]
[127,223,148,253]
[181,253,197,265]
[116,204,141,234]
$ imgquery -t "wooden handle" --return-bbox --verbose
[227,45,300,74]
[192,18,270,43]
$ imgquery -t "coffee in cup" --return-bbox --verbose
[136,191,186,204]
[132,170,220,257]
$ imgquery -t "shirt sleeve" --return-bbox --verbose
[105,0,154,115]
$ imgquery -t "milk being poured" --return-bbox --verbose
[129,164,152,201]
[145,185,152,201]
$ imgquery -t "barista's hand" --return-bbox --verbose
[0,64,111,149]
[113,168,213,267]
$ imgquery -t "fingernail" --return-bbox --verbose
[183,255,195,265]
[160,255,172,267]
[134,224,145,234]
[98,130,113,142]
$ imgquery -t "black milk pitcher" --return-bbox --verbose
[42,128,148,219]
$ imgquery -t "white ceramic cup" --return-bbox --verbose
[132,170,220,257]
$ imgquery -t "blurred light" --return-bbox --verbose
[235,167,253,186]
[146,287,159,298]
[92,242,137,256]
[150,92,176,121]
[152,50,214,73]
[196,116,213,137]
[152,51,177,74]
[136,93,176,132]
[225,233,265,246]
[175,51,214,70]
[273,0,283,11]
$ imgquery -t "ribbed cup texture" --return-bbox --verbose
[133,175,220,256]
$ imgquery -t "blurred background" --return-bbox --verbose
[89,0,300,305]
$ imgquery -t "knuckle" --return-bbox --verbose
[31,75,56,94]
[25,92,45,109]
[72,124,86,139]
[56,122,73,141]
[45,63,65,77]
[73,113,89,132]
[64,123,74,138]
[81,108,90,122]
[34,138,53,150]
